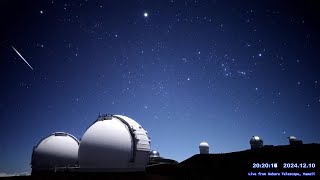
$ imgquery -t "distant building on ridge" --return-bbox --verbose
[250,136,263,149]
[288,136,303,145]
[199,142,210,154]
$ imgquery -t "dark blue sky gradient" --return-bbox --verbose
[0,0,319,174]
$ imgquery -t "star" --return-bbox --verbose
[144,12,148,18]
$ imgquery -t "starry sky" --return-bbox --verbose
[0,0,319,174]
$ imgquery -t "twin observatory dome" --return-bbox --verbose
[31,114,151,173]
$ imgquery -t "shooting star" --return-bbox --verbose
[11,45,34,70]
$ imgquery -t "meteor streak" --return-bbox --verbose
[11,45,34,70]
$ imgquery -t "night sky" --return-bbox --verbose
[1,0,319,174]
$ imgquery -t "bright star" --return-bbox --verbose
[144,12,148,17]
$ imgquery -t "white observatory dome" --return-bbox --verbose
[251,136,260,141]
[78,114,151,172]
[31,132,79,172]
[250,136,263,149]
[288,136,296,140]
[149,150,160,158]
[287,136,303,145]
[199,142,209,154]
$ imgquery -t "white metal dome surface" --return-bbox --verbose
[288,136,297,140]
[31,132,79,171]
[78,117,132,169]
[250,136,261,141]
[199,142,209,147]
[78,114,151,172]
[250,135,263,149]
[149,150,160,158]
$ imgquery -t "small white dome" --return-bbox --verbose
[149,150,160,158]
[288,136,297,140]
[199,142,209,154]
[199,142,209,147]
[31,132,79,171]
[250,136,263,149]
[250,136,261,141]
